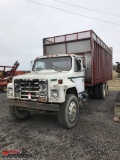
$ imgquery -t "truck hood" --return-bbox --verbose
[13,70,71,81]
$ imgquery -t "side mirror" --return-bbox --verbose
[30,61,34,71]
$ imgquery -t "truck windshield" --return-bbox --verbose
[33,56,72,71]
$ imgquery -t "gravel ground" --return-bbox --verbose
[0,91,120,160]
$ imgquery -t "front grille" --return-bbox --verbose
[14,79,48,101]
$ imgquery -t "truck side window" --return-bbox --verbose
[75,59,81,72]
[34,61,45,70]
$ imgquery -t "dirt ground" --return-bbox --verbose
[0,71,120,160]
[109,71,120,91]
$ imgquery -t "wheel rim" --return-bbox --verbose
[3,86,7,92]
[68,101,77,121]
[106,84,108,95]
[18,108,25,112]
[103,85,106,97]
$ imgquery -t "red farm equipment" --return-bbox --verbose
[0,61,19,92]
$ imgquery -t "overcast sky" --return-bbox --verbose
[0,0,120,70]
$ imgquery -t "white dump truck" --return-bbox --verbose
[7,30,112,128]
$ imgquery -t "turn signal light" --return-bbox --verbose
[58,79,63,84]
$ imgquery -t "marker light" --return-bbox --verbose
[58,79,63,84]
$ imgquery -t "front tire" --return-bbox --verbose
[58,94,79,129]
[9,106,30,120]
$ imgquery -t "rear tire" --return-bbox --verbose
[58,94,79,129]
[105,83,109,96]
[98,83,106,99]
[9,106,30,120]
[93,85,99,99]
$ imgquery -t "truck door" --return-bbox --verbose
[72,58,84,93]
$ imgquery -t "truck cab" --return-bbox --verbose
[7,54,87,128]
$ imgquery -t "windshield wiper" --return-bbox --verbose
[51,64,61,72]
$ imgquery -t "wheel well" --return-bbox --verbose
[66,87,78,98]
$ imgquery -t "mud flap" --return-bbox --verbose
[78,92,88,108]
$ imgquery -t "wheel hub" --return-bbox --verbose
[68,101,77,121]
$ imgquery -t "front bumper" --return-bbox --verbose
[9,100,59,111]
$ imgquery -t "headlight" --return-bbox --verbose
[51,90,58,98]
[8,88,13,94]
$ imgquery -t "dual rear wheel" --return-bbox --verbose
[93,83,109,99]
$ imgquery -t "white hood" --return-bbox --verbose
[13,70,71,81]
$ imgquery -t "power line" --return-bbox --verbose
[52,0,120,18]
[26,0,120,25]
